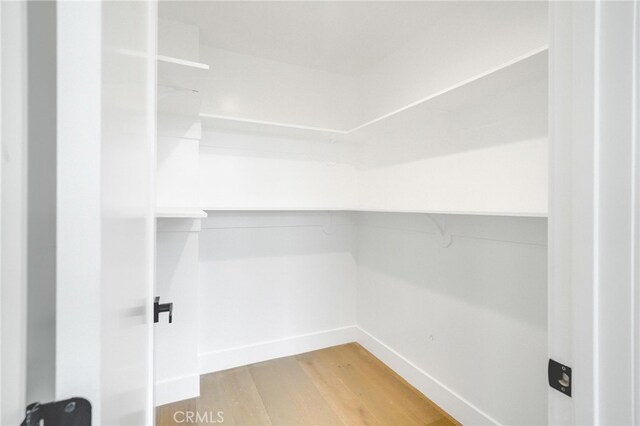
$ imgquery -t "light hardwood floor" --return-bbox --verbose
[156,343,459,426]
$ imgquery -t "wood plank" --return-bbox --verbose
[334,343,454,425]
[249,357,343,425]
[156,344,456,426]
[348,343,460,425]
[218,366,272,426]
[198,371,236,425]
[156,398,196,426]
[313,345,421,426]
[297,350,384,426]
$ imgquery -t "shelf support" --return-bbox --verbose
[425,214,452,248]
[322,213,337,235]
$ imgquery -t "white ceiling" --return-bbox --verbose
[159,1,546,76]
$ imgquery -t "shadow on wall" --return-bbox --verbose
[198,75,547,172]
[355,78,548,169]
[198,210,546,329]
[198,211,359,261]
[200,129,345,163]
[356,212,547,328]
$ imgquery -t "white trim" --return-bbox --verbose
[356,328,498,426]
[157,54,209,71]
[199,113,348,136]
[0,2,28,423]
[156,208,207,219]
[633,3,640,422]
[155,374,200,407]
[199,326,357,374]
[550,2,640,423]
[147,0,158,418]
[56,2,102,418]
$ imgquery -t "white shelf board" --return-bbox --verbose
[200,206,547,218]
[348,46,548,135]
[156,207,208,219]
[354,208,547,218]
[157,55,209,91]
[200,206,356,212]
[197,48,549,219]
[198,46,548,141]
[199,113,348,141]
[158,55,209,116]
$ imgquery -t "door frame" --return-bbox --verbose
[0,1,29,424]
[549,1,640,424]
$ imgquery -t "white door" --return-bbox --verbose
[57,1,156,424]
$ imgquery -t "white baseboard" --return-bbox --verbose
[199,325,358,374]
[155,374,200,407]
[356,327,499,426]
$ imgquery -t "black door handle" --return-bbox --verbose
[154,296,173,324]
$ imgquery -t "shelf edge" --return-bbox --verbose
[157,54,210,70]
[199,207,547,218]
[198,45,549,138]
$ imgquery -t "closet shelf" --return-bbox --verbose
[198,46,548,141]
[199,113,348,141]
[200,206,356,212]
[347,46,548,136]
[158,55,209,116]
[201,206,547,218]
[157,207,208,219]
[158,55,209,90]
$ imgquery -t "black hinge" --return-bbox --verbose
[548,359,572,397]
[21,397,91,426]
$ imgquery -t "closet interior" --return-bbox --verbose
[154,2,549,424]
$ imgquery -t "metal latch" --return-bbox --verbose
[21,397,91,426]
[548,359,572,397]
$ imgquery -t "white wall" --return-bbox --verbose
[155,220,200,406]
[356,77,548,215]
[200,46,360,130]
[198,211,358,372]
[195,211,548,424]
[158,19,200,63]
[199,129,358,210]
[157,136,200,208]
[358,1,548,123]
[356,213,548,425]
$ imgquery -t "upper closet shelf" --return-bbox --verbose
[201,206,546,218]
[158,55,210,116]
[347,46,548,138]
[156,207,208,219]
[199,113,348,141]
[198,46,548,141]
